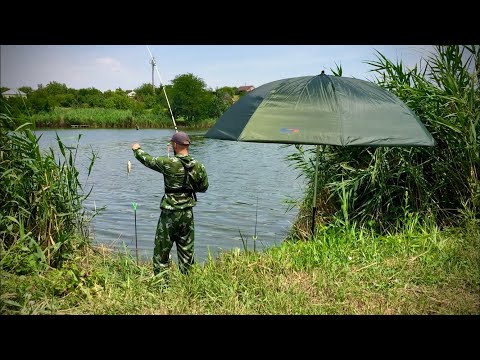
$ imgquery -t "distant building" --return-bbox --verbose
[238,85,255,92]
[127,91,136,98]
[1,88,27,98]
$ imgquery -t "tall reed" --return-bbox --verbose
[287,45,479,236]
[32,107,174,128]
[0,110,99,273]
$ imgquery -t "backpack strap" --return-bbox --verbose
[164,163,197,201]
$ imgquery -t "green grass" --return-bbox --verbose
[2,219,478,315]
[28,107,217,129]
[0,113,98,272]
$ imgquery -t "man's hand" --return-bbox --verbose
[132,143,141,151]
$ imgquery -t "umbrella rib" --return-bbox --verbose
[325,76,344,146]
[294,76,316,111]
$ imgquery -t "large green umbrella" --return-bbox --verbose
[205,72,435,234]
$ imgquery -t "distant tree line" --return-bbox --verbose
[0,73,248,126]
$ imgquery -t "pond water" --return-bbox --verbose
[36,129,308,264]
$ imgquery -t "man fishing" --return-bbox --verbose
[131,131,209,278]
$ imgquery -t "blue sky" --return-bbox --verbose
[1,45,437,92]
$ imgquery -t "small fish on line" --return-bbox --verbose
[127,160,132,175]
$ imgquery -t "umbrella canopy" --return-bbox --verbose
[206,72,435,147]
[205,72,435,235]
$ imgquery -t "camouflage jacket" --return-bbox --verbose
[133,147,209,210]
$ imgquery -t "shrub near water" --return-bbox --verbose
[0,112,98,273]
[30,107,217,129]
[288,45,479,234]
[33,107,172,128]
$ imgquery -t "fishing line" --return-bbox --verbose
[146,45,178,132]
[126,47,177,264]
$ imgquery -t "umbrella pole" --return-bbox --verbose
[311,145,320,236]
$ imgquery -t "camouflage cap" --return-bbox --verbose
[171,131,190,145]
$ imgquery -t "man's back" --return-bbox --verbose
[133,148,208,210]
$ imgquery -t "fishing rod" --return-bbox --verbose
[146,45,178,133]
[125,47,176,264]
[132,202,139,263]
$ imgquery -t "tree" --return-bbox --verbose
[43,81,69,96]
[156,85,171,109]
[104,93,132,110]
[170,73,212,124]
[27,91,51,113]
[208,86,236,118]
[78,87,104,107]
[18,86,34,95]
[135,83,156,97]
[134,83,158,109]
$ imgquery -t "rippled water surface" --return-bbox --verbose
[36,129,307,263]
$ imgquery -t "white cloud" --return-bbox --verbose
[95,57,121,72]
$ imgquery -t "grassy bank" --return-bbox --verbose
[29,107,217,129]
[1,219,478,315]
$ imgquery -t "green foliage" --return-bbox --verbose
[208,86,236,118]
[367,45,479,225]
[330,62,343,77]
[32,107,173,129]
[170,73,213,124]
[104,92,133,110]
[0,217,49,274]
[28,91,52,113]
[133,83,163,111]
[0,112,99,274]
[18,86,34,95]
[2,72,239,128]
[77,87,104,107]
[0,96,28,119]
[287,45,479,233]
[135,83,156,97]
[42,81,69,96]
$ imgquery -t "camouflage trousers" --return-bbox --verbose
[153,208,195,276]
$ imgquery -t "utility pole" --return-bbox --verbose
[150,57,156,94]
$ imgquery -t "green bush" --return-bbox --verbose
[288,45,479,234]
[0,111,99,273]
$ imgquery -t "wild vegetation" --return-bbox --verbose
[1,45,478,315]
[0,114,99,272]
[0,74,243,129]
[287,45,479,235]
[1,216,478,314]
